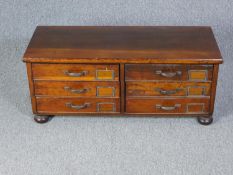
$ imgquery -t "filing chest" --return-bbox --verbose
[23,26,223,125]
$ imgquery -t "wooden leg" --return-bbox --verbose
[197,116,213,125]
[34,115,53,124]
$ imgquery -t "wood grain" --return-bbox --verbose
[23,26,223,64]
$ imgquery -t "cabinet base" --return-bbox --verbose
[34,115,213,125]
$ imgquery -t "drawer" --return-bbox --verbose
[36,98,120,113]
[126,82,211,97]
[34,81,120,97]
[126,98,210,114]
[125,64,213,81]
[32,64,119,81]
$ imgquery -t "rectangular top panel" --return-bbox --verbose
[23,26,223,64]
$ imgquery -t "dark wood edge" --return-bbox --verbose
[209,64,219,115]
[34,112,210,117]
[26,63,37,113]
[22,58,223,64]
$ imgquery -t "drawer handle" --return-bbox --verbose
[155,70,182,78]
[64,70,88,77]
[64,86,89,94]
[155,88,181,95]
[156,104,181,111]
[66,102,90,110]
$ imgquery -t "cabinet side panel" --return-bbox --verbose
[26,63,37,114]
[209,64,219,115]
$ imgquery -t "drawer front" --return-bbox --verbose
[125,64,213,81]
[34,81,120,97]
[126,98,210,114]
[36,98,120,113]
[126,82,211,97]
[32,64,119,81]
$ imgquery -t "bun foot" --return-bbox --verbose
[197,116,213,125]
[34,115,53,124]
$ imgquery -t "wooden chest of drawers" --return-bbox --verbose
[23,26,223,125]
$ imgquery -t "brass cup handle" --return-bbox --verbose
[66,102,90,110]
[156,104,181,111]
[155,70,182,78]
[64,86,89,94]
[155,88,181,95]
[64,70,88,77]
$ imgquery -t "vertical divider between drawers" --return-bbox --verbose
[120,63,125,113]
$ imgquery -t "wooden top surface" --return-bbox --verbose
[23,26,223,64]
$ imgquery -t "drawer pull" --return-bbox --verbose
[156,104,181,111]
[155,70,182,78]
[66,102,90,110]
[64,86,89,94]
[155,88,181,95]
[64,70,88,77]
